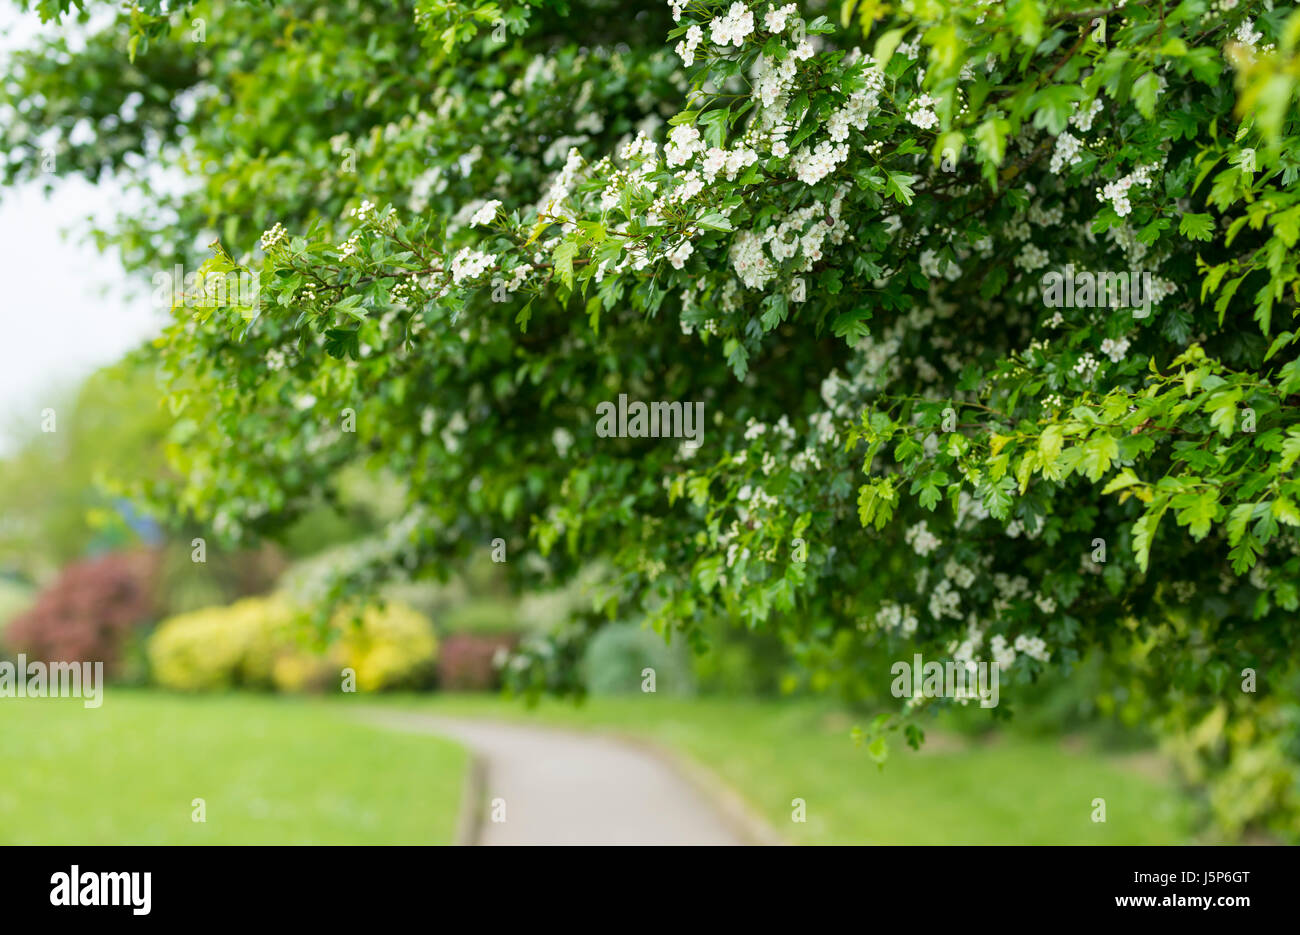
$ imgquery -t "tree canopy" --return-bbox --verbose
[5,0,1300,837]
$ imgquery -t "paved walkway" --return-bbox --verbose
[358,710,748,846]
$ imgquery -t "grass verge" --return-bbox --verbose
[0,691,468,844]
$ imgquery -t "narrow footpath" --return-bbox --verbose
[359,710,750,845]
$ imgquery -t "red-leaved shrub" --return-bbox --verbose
[6,551,159,676]
[437,633,517,691]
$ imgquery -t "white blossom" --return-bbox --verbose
[675,24,704,66]
[665,124,703,167]
[1069,98,1104,132]
[1014,634,1051,663]
[468,199,502,227]
[764,4,796,33]
[666,239,694,269]
[1049,131,1084,174]
[450,247,494,283]
[791,140,848,185]
[259,222,288,250]
[1100,336,1131,363]
[710,3,755,48]
[905,94,939,130]
[905,520,942,557]
[1073,351,1100,381]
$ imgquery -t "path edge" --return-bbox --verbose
[455,750,487,846]
[356,706,786,846]
[611,731,788,847]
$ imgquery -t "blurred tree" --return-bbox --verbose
[0,354,171,580]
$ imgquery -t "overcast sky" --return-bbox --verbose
[0,5,165,453]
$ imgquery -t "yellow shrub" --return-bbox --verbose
[335,602,439,691]
[147,597,289,691]
[148,596,437,693]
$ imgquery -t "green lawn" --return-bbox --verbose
[0,692,468,844]
[1,690,1196,845]
[359,693,1197,845]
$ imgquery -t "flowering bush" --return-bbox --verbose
[438,633,518,691]
[147,597,438,692]
[147,597,285,691]
[5,552,159,678]
[435,599,522,688]
[8,0,1300,836]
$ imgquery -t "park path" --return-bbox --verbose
[357,710,751,846]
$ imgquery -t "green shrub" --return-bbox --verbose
[441,598,520,637]
[157,542,286,616]
[582,623,693,697]
[0,577,34,651]
[147,596,437,693]
[690,618,791,697]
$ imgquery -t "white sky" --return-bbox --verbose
[0,5,165,453]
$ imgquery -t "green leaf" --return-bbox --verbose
[1101,468,1140,495]
[872,27,909,68]
[1029,84,1084,135]
[1204,387,1242,437]
[1173,489,1219,541]
[1132,501,1169,573]
[974,117,1009,166]
[1226,502,1256,546]
[867,735,888,765]
[1078,433,1119,482]
[831,307,872,341]
[1271,498,1300,527]
[1006,0,1043,46]
[1279,429,1300,470]
[553,239,579,290]
[1038,423,1064,465]
[695,556,723,594]
[857,479,897,530]
[885,172,916,206]
[1178,212,1214,242]
[696,213,734,232]
[979,475,1014,520]
[323,328,360,360]
[1132,71,1160,119]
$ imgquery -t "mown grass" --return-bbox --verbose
[0,691,467,844]
[1,689,1195,844]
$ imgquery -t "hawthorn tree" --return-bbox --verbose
[5,0,1300,837]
